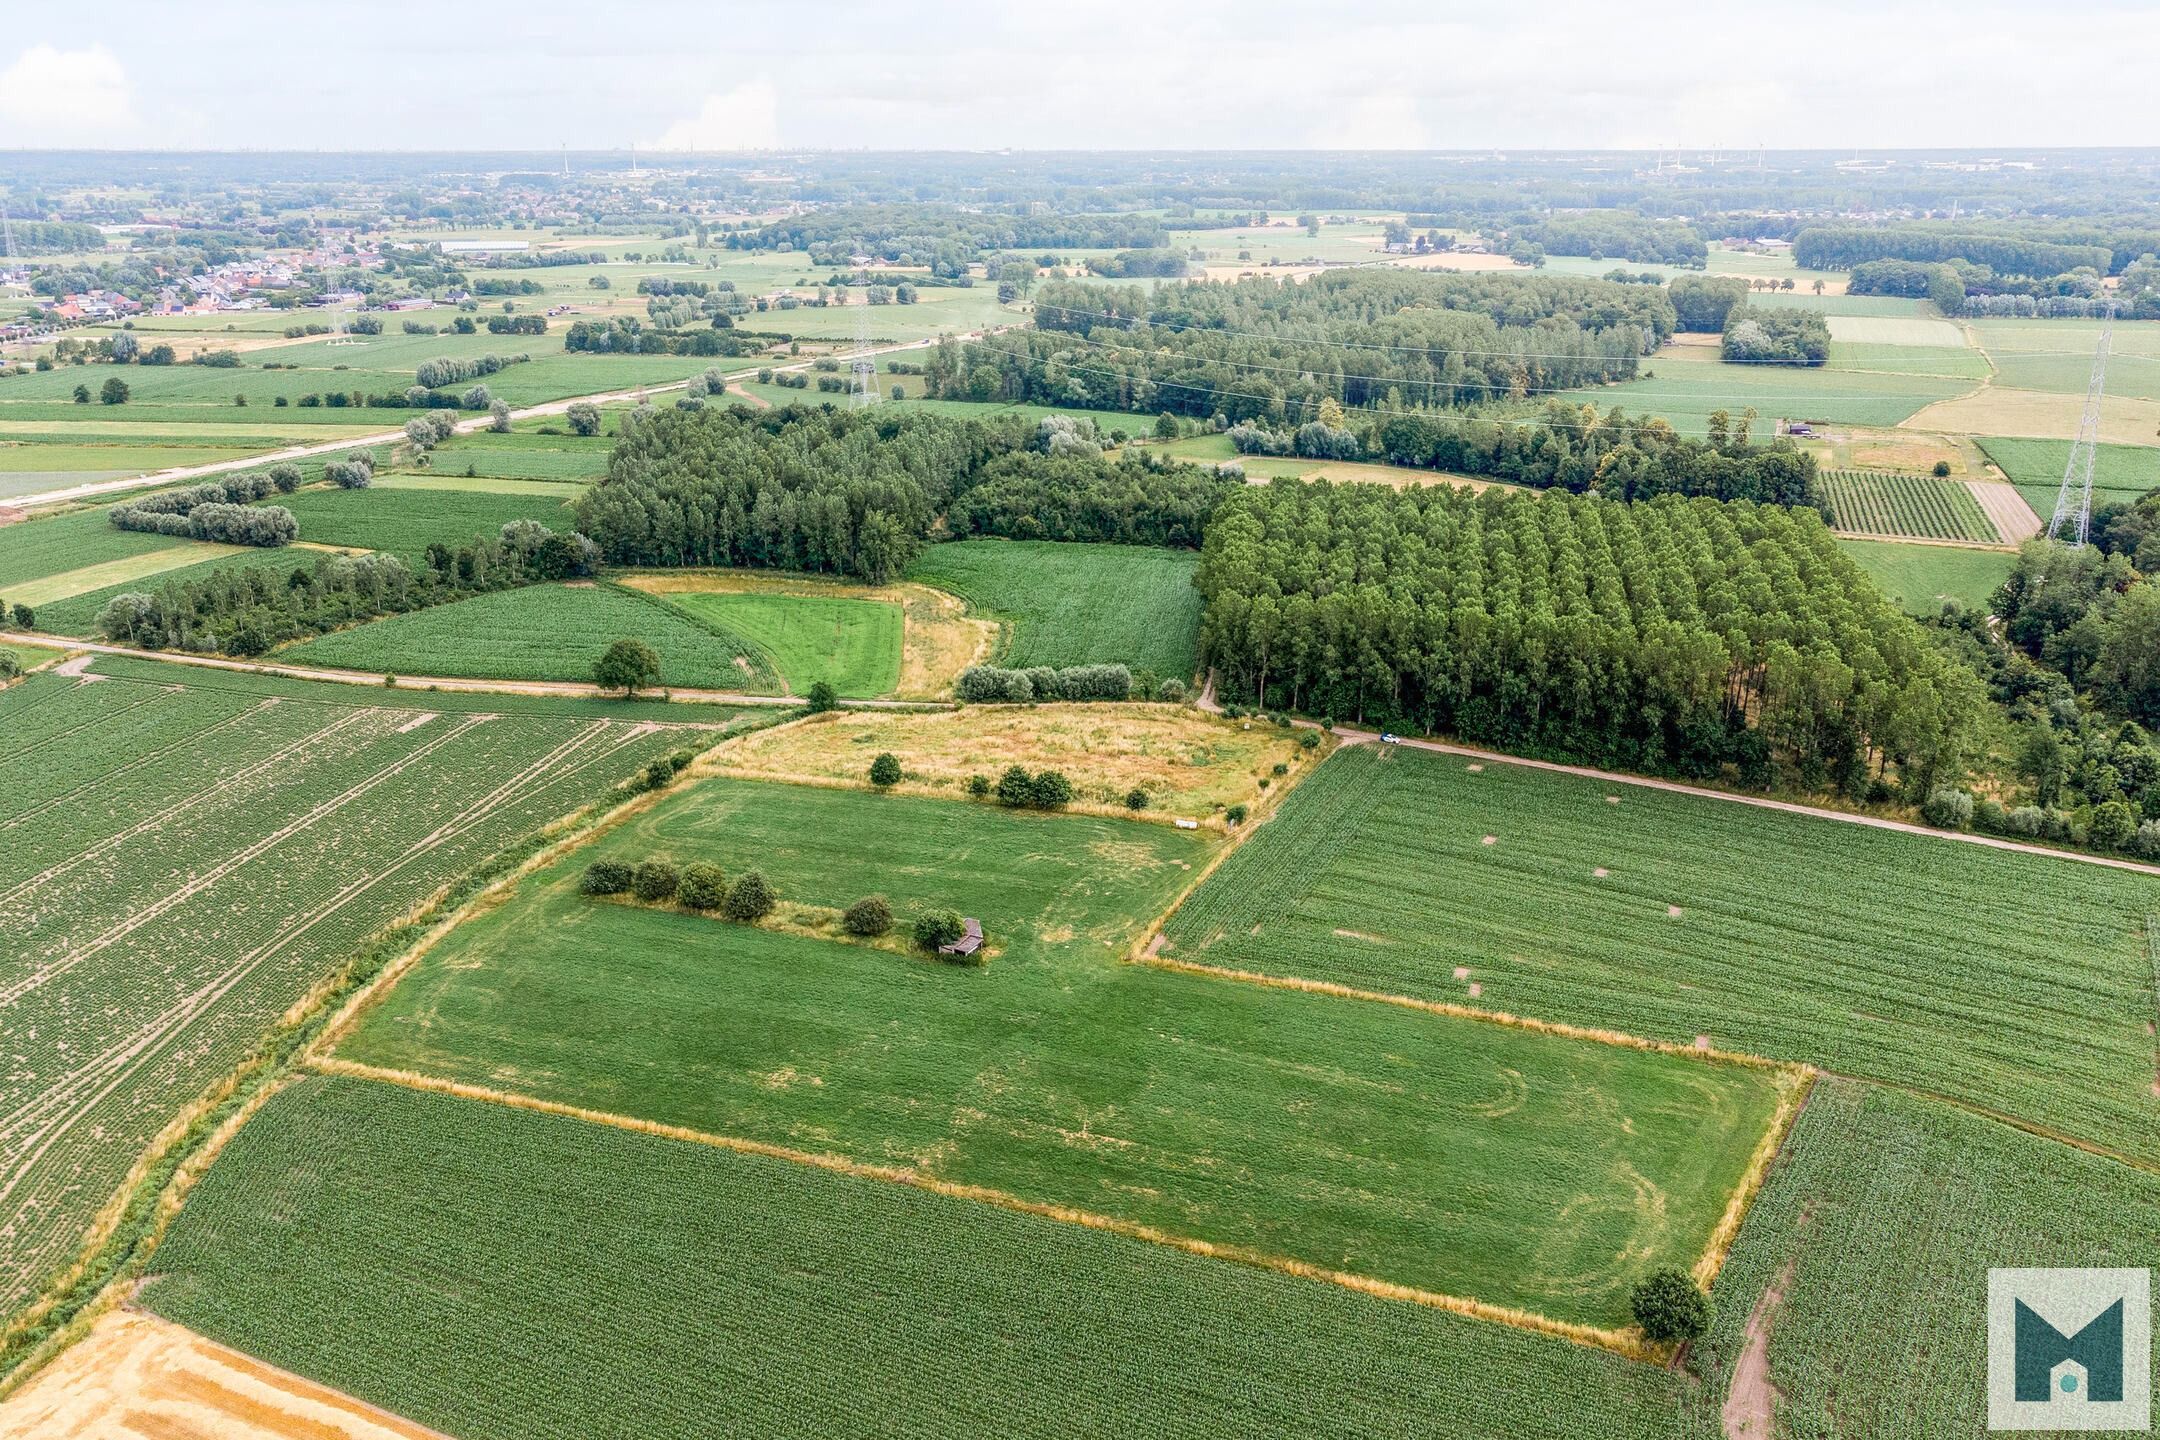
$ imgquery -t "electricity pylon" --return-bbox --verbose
[2049,301,2114,546]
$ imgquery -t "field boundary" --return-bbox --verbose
[302,1057,1667,1362]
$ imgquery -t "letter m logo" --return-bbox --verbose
[2017,1298,2126,1403]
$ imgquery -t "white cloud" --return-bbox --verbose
[1308,94,1431,151]
[650,80,781,151]
[0,44,140,144]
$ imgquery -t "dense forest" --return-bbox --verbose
[926,270,1671,421]
[727,204,1166,276]
[1721,306,1830,366]
[1793,225,2113,277]
[1499,213,1707,267]
[572,406,1232,581]
[1197,482,1979,790]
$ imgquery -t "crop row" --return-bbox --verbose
[1818,470,1999,542]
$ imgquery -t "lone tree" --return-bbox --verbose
[677,861,727,910]
[100,376,130,405]
[565,401,601,436]
[805,680,838,713]
[594,638,661,696]
[869,753,902,788]
[1630,1269,1712,1345]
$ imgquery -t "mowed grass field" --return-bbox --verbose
[657,590,901,697]
[905,540,1202,678]
[337,777,1784,1329]
[1548,345,1966,437]
[278,583,781,693]
[1838,538,2015,616]
[1816,470,2000,542]
[0,659,701,1313]
[269,484,577,556]
[1160,745,2160,1164]
[143,1074,1704,1440]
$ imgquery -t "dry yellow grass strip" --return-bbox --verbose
[620,570,994,699]
[714,703,1316,824]
[1695,1070,1816,1290]
[11,543,247,608]
[311,1057,1662,1361]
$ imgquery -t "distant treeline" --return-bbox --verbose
[573,407,1234,582]
[109,472,296,547]
[1198,482,1978,791]
[928,270,1670,421]
[10,220,103,254]
[1793,226,2113,277]
[563,318,768,357]
[728,204,1167,277]
[1501,213,1707,267]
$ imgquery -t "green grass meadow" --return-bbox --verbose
[337,776,1781,1328]
[905,540,1202,678]
[656,590,901,697]
[271,484,577,556]
[1838,538,2015,616]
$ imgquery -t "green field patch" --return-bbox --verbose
[270,485,576,555]
[1838,538,2016,616]
[372,475,587,498]
[1160,744,2160,1163]
[1823,315,1967,347]
[278,582,781,693]
[1825,342,1990,380]
[0,666,691,1310]
[1977,435,2160,519]
[1817,470,1999,542]
[0,507,193,592]
[340,777,1784,1328]
[656,590,900,697]
[1550,346,1964,436]
[144,1074,1700,1439]
[905,540,1202,678]
[10,540,246,608]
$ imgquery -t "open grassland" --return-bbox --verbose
[269,485,576,556]
[1973,318,2160,403]
[1824,342,1990,380]
[623,571,992,700]
[717,704,1307,819]
[656,590,901,698]
[1698,1079,2160,1437]
[905,540,1202,678]
[1816,470,2000,542]
[1159,745,2160,1164]
[1823,315,1966,347]
[0,507,188,593]
[143,1074,1708,1439]
[0,661,702,1314]
[1838,538,2016,616]
[278,583,781,693]
[1550,345,1964,437]
[338,778,1784,1329]
[1975,434,2160,517]
[0,639,63,672]
[397,428,612,480]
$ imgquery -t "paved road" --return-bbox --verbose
[7,331,975,512]
[7,633,947,712]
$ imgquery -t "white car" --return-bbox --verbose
[1380,732,1401,744]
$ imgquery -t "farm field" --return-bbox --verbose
[1975,434,2160,517]
[716,703,1306,818]
[0,506,187,592]
[1815,469,2001,542]
[904,540,1202,678]
[278,582,782,692]
[337,776,1787,1329]
[655,590,900,697]
[1822,315,1966,347]
[1823,342,1990,380]
[1158,744,2160,1164]
[0,657,704,1314]
[34,547,336,638]
[270,484,577,555]
[1548,345,1965,437]
[142,1074,1707,1440]
[1972,318,2160,403]
[1838,538,2016,615]
[409,428,613,481]
[1698,1079,2160,1436]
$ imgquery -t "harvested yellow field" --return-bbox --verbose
[11,543,245,608]
[0,1309,444,1440]
[622,569,995,699]
[1903,386,2160,444]
[712,703,1320,822]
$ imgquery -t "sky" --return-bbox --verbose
[0,1,2152,154]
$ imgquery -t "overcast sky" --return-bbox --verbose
[0,2,2150,154]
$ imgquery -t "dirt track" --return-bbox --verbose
[0,1309,445,1440]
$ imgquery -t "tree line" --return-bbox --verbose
[1720,306,1829,366]
[1793,225,2112,277]
[1197,481,1978,791]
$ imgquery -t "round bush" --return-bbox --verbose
[1124,787,1149,811]
[995,765,1035,806]
[966,773,992,798]
[843,895,894,936]
[1157,678,1187,703]
[914,909,966,952]
[579,859,632,895]
[630,859,680,902]
[724,870,777,922]
[677,861,727,910]
[1029,770,1073,810]
[2091,799,2138,851]
[1225,803,1248,826]
[869,752,902,788]
[1920,787,1973,831]
[805,680,838,713]
[1630,1268,1712,1344]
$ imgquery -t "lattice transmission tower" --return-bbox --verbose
[2048,301,2115,546]
[850,270,878,408]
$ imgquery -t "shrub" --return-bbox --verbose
[1225,803,1248,825]
[643,758,677,791]
[1157,677,1187,703]
[1271,762,1289,776]
[966,773,991,798]
[1630,1269,1712,1344]
[1030,770,1073,809]
[1921,787,1973,830]
[843,895,894,936]
[724,870,776,921]
[580,859,632,895]
[1124,787,1149,811]
[630,859,680,902]
[914,908,965,951]
[869,752,902,787]
[2006,805,2046,837]
[2135,819,2160,858]
[677,861,728,910]
[267,463,302,494]
[566,401,601,437]
[1931,459,1952,478]
[2090,799,2138,851]
[1298,730,1320,750]
[323,459,371,489]
[805,680,838,713]
[996,765,1035,806]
